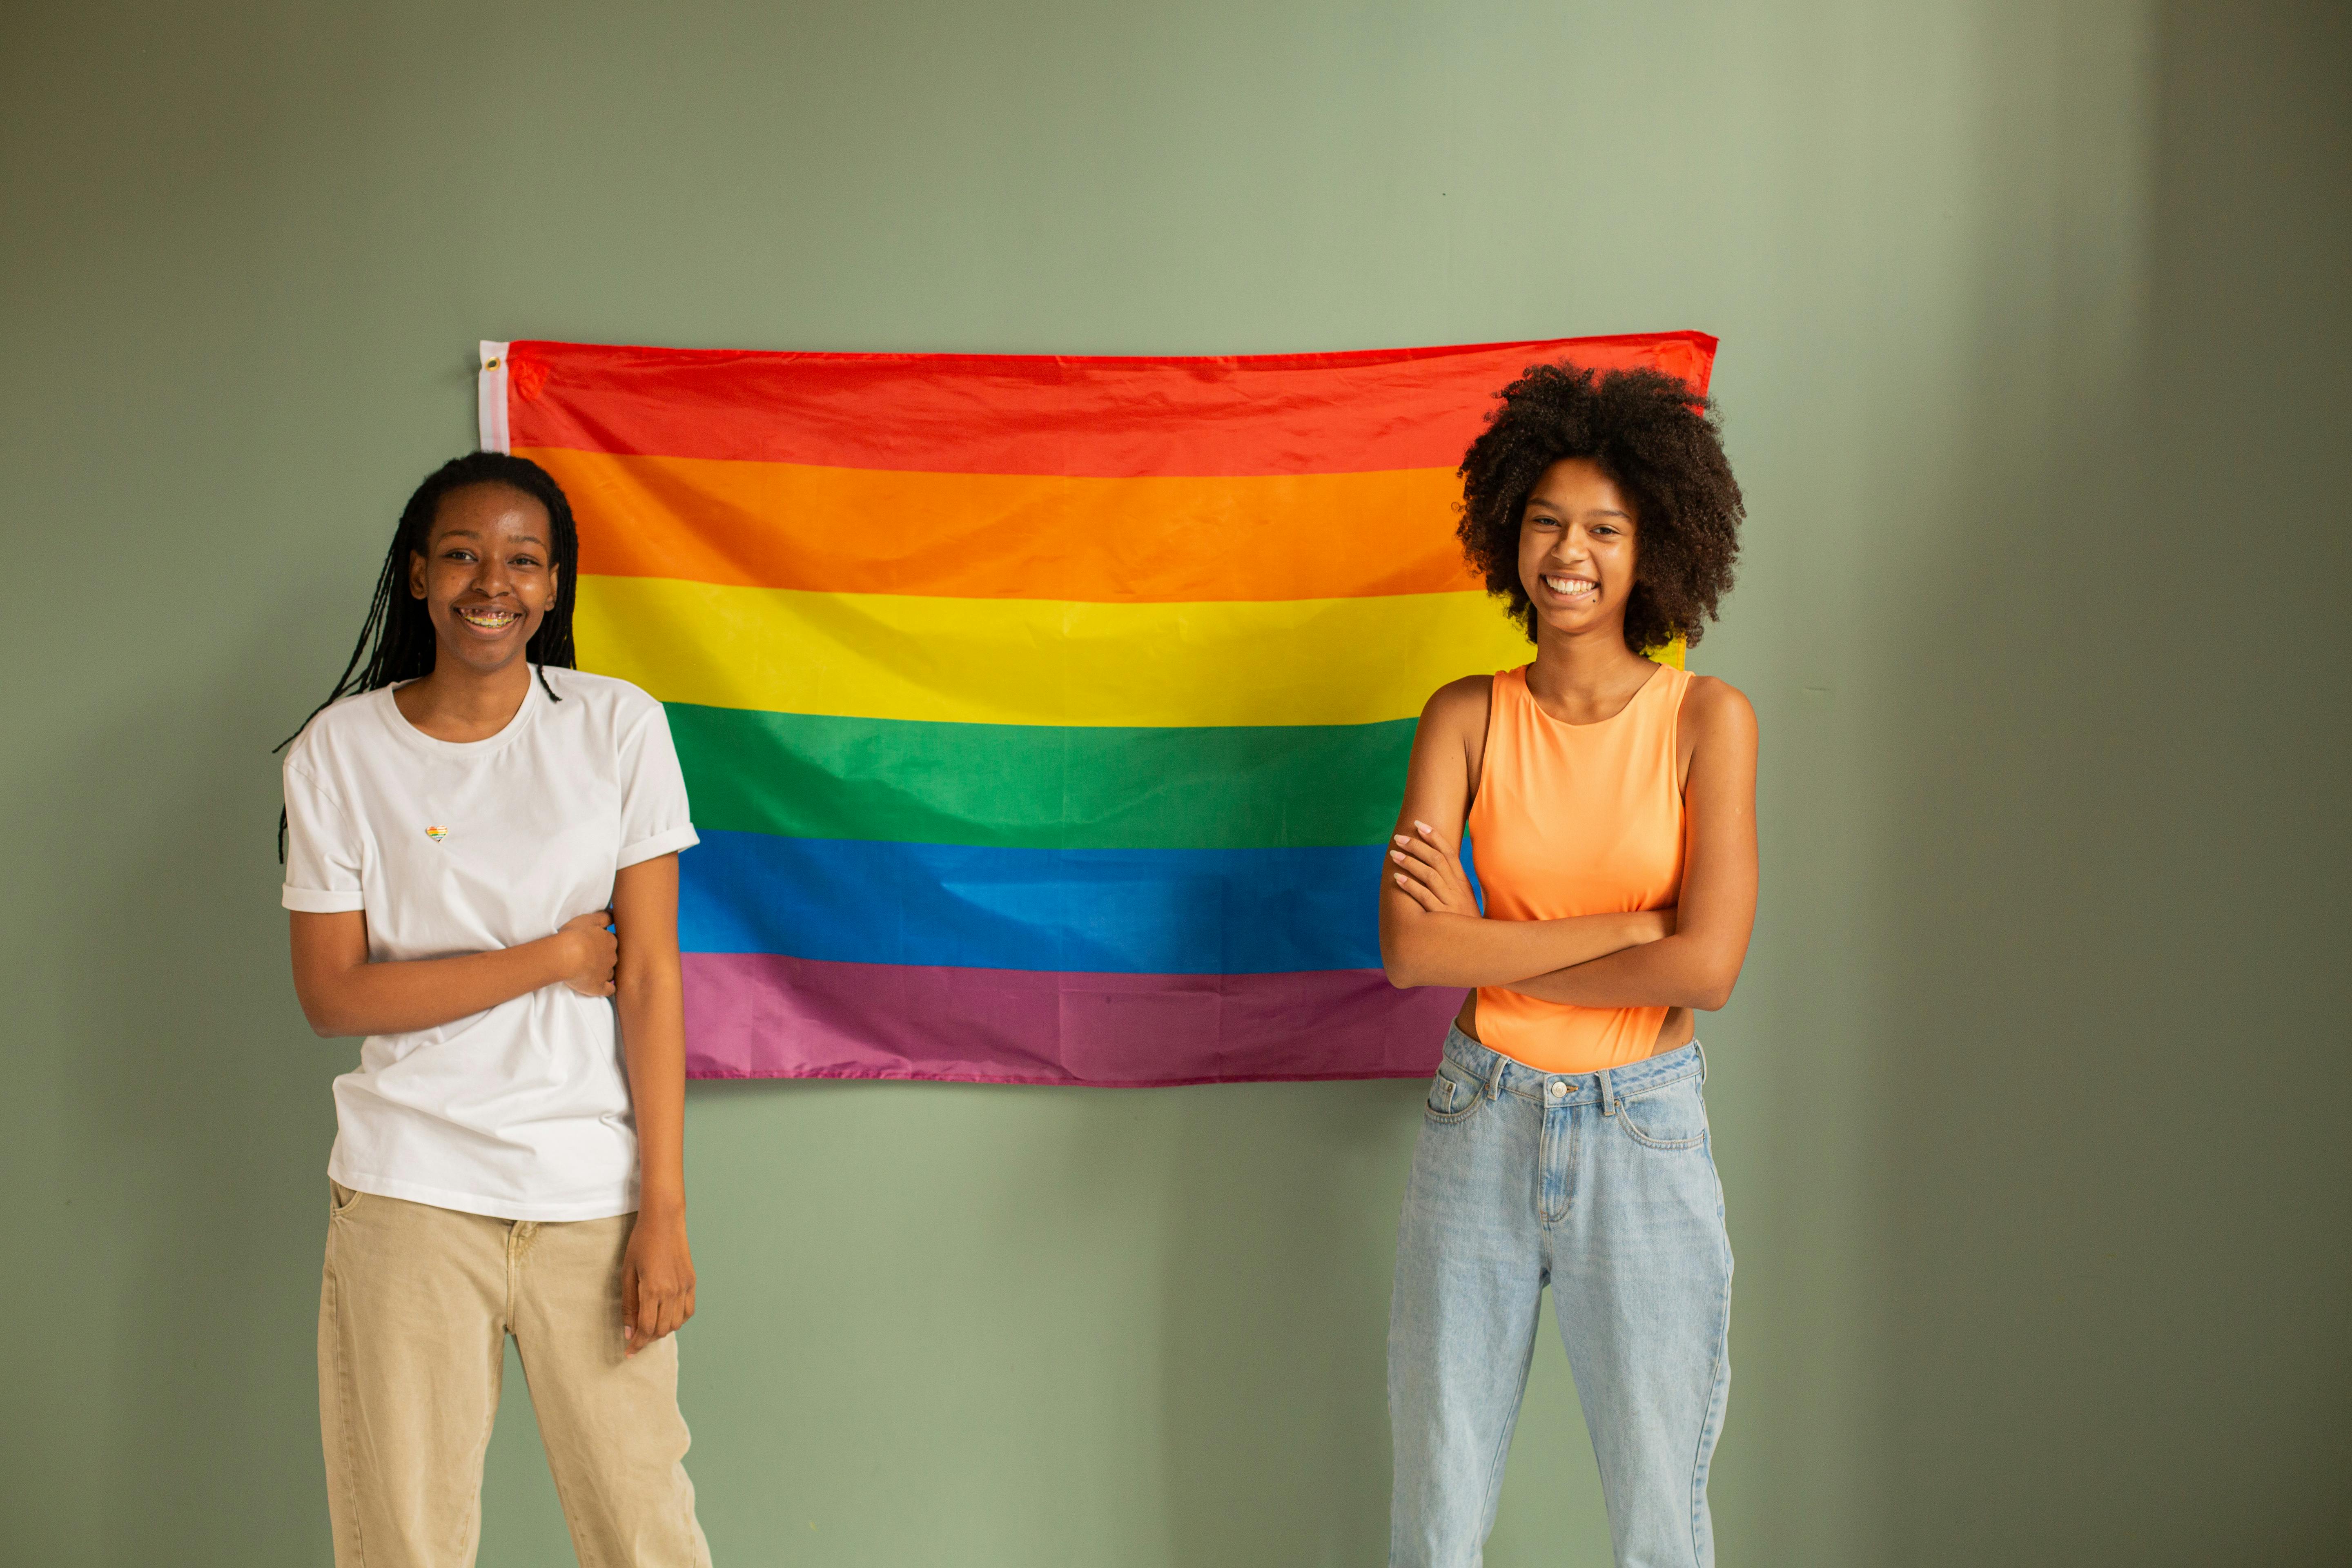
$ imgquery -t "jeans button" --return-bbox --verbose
[1548,1080,1566,1099]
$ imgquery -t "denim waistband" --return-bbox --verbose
[1439,1024,1706,1110]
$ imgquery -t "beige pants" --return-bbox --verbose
[318,1182,713,1567]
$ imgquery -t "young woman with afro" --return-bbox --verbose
[277,453,713,1564]
[1381,363,1758,1568]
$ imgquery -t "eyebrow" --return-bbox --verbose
[435,529,548,546]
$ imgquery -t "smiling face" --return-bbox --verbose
[1516,457,1638,642]
[407,482,558,679]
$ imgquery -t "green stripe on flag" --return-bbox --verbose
[668,703,1416,851]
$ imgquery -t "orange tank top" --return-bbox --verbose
[1465,661,1690,1074]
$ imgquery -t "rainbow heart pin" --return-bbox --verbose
[425,825,450,843]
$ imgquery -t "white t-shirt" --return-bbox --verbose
[281,670,698,1221]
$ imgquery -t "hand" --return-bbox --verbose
[556,909,617,997]
[621,1211,696,1356]
[1389,820,1482,918]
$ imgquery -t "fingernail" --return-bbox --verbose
[1393,835,1409,846]
[1414,820,1432,833]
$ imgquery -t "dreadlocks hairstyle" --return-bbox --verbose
[1457,362,1743,655]
[276,452,581,856]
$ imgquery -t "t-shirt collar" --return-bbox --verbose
[374,672,546,758]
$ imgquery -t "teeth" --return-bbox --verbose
[459,608,517,627]
[1544,576,1596,596]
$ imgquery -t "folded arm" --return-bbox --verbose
[1385,877,1670,989]
[1504,679,1758,1011]
[287,906,618,1038]
[1379,677,1671,989]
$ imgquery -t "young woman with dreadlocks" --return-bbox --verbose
[1379,364,1757,1568]
[278,452,712,1564]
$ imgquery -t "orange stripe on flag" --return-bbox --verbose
[530,447,1483,602]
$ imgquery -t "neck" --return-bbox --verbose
[1526,617,1653,704]
[396,650,535,742]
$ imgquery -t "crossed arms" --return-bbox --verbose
[1377,675,1759,1012]
[288,854,695,1353]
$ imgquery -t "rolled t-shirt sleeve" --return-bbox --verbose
[616,702,699,869]
[282,759,366,913]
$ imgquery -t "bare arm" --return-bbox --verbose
[1379,677,1669,990]
[288,908,617,1038]
[610,853,695,1354]
[1505,679,1758,1011]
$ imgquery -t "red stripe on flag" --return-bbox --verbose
[503,332,1717,478]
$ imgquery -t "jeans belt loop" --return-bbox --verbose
[1483,1049,1507,1102]
[1599,1066,1617,1116]
[1695,1039,1709,1085]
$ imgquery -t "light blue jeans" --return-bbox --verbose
[1389,1026,1733,1568]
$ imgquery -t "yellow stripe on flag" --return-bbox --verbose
[575,576,1537,728]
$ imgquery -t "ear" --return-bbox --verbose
[408,549,428,599]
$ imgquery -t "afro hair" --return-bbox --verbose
[1457,361,1743,653]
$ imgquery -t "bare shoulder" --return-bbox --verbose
[1682,674,1758,753]
[1420,673,1493,736]
[1399,675,1495,821]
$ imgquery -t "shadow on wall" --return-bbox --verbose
[57,634,340,1564]
[1862,4,2352,1565]
[1150,1080,1410,1565]
[670,1067,1434,1567]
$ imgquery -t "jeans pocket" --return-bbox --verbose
[1424,1058,1488,1123]
[1618,1075,1709,1149]
[328,1180,368,1218]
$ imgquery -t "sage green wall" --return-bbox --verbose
[3,2,2345,1563]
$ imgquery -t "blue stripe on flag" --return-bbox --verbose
[678,830,1385,975]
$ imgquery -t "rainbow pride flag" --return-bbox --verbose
[477,332,1716,1085]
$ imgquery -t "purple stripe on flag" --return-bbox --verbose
[682,953,1464,1087]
